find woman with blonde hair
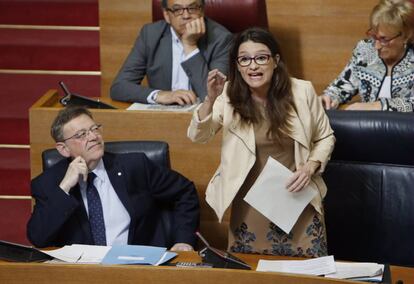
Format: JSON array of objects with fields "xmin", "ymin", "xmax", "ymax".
[{"xmin": 322, "ymin": 0, "xmax": 414, "ymax": 112}]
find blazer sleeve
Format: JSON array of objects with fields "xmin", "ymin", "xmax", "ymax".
[
  {"xmin": 27, "ymin": 174, "xmax": 81, "ymax": 248},
  {"xmin": 110, "ymin": 24, "xmax": 156, "ymax": 103},
  {"xmin": 322, "ymin": 40, "xmax": 364, "ymax": 104},
  {"xmin": 306, "ymin": 82, "xmax": 336, "ymax": 173},
  {"xmin": 187, "ymin": 88, "xmax": 226, "ymax": 143},
  {"xmin": 142, "ymin": 155, "xmax": 200, "ymax": 246}
]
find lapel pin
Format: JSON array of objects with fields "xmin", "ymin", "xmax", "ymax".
[{"xmin": 117, "ymin": 172, "xmax": 122, "ymax": 176}]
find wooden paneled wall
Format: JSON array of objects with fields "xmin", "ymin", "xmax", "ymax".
[
  {"xmin": 98, "ymin": 0, "xmax": 378, "ymax": 247},
  {"xmin": 99, "ymin": 0, "xmax": 378, "ymax": 97},
  {"xmin": 99, "ymin": 0, "xmax": 152, "ymax": 98}
]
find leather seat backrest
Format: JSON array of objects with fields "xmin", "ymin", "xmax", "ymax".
[
  {"xmin": 323, "ymin": 111, "xmax": 414, "ymax": 266},
  {"xmin": 41, "ymin": 140, "xmax": 175, "ymax": 248}
]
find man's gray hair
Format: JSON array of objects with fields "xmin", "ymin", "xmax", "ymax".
[
  {"xmin": 51, "ymin": 106, "xmax": 93, "ymax": 142},
  {"xmin": 161, "ymin": 0, "xmax": 205, "ymax": 8}
]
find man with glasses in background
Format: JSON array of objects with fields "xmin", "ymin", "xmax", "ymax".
[
  {"xmin": 110, "ymin": 0, "xmax": 232, "ymax": 105},
  {"xmin": 27, "ymin": 106, "xmax": 199, "ymax": 251}
]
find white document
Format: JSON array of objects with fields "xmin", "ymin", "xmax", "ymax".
[
  {"xmin": 41, "ymin": 246, "xmax": 83, "ymax": 263},
  {"xmin": 257, "ymin": 255, "xmax": 336, "ymax": 276},
  {"xmin": 325, "ymin": 262, "xmax": 384, "ymax": 280},
  {"xmin": 41, "ymin": 244, "xmax": 111, "ymax": 264},
  {"xmin": 71, "ymin": 244, "xmax": 112, "ymax": 263},
  {"xmin": 127, "ymin": 101, "xmax": 200, "ymax": 112},
  {"xmin": 243, "ymin": 157, "xmax": 317, "ymax": 234}
]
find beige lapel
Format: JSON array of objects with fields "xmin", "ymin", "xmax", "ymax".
[
  {"xmin": 286, "ymin": 109, "xmax": 309, "ymax": 149},
  {"xmin": 226, "ymin": 108, "xmax": 309, "ymax": 153}
]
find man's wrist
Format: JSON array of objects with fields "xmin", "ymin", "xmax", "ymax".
[
  {"xmin": 147, "ymin": 90, "xmax": 160, "ymax": 104},
  {"xmin": 59, "ymin": 183, "xmax": 71, "ymax": 195},
  {"xmin": 183, "ymin": 46, "xmax": 200, "ymax": 57}
]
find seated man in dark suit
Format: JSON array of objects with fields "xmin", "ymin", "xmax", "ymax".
[
  {"xmin": 27, "ymin": 106, "xmax": 199, "ymax": 250},
  {"xmin": 110, "ymin": 0, "xmax": 232, "ymax": 105}
]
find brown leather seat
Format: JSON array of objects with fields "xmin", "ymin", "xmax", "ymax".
[{"xmin": 152, "ymin": 0, "xmax": 269, "ymax": 33}]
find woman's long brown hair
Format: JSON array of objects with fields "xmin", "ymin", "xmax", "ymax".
[{"xmin": 227, "ymin": 27, "xmax": 295, "ymax": 144}]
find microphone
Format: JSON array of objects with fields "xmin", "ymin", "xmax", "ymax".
[{"xmin": 59, "ymin": 81, "xmax": 71, "ymax": 96}]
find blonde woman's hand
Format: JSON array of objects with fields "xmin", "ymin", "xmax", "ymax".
[{"xmin": 320, "ymin": 95, "xmax": 339, "ymax": 110}]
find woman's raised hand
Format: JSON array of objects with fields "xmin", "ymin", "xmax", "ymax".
[
  {"xmin": 206, "ymin": 69, "xmax": 226, "ymax": 103},
  {"xmin": 197, "ymin": 69, "xmax": 227, "ymax": 120}
]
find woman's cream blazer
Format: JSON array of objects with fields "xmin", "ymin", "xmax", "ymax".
[{"xmin": 188, "ymin": 78, "xmax": 335, "ymax": 222}]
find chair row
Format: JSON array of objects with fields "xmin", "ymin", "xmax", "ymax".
[{"xmin": 41, "ymin": 110, "xmax": 414, "ymax": 266}]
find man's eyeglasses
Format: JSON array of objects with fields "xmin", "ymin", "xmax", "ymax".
[
  {"xmin": 237, "ymin": 54, "xmax": 272, "ymax": 67},
  {"xmin": 166, "ymin": 5, "xmax": 202, "ymax": 16},
  {"xmin": 367, "ymin": 29, "xmax": 402, "ymax": 46},
  {"xmin": 62, "ymin": 124, "xmax": 103, "ymax": 142}
]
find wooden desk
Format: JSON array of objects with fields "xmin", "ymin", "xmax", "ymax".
[
  {"xmin": 1, "ymin": 252, "xmax": 413, "ymax": 284},
  {"xmin": 29, "ymin": 90, "xmax": 229, "ymax": 249}
]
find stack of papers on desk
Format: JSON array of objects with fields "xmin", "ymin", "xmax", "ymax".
[
  {"xmin": 325, "ymin": 262, "xmax": 384, "ymax": 282},
  {"xmin": 127, "ymin": 102, "xmax": 199, "ymax": 112},
  {"xmin": 257, "ymin": 255, "xmax": 336, "ymax": 275},
  {"xmin": 41, "ymin": 244, "xmax": 176, "ymax": 266},
  {"xmin": 257, "ymin": 256, "xmax": 384, "ymax": 282}
]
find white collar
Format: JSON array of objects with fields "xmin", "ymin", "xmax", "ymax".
[
  {"xmin": 91, "ymin": 158, "xmax": 106, "ymax": 181},
  {"xmin": 170, "ymin": 27, "xmax": 181, "ymax": 44}
]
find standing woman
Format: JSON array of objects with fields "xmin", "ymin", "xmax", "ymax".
[
  {"xmin": 322, "ymin": 0, "xmax": 414, "ymax": 112},
  {"xmin": 188, "ymin": 28, "xmax": 335, "ymax": 257}
]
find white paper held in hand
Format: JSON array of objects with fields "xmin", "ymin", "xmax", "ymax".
[{"xmin": 243, "ymin": 156, "xmax": 317, "ymax": 234}]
